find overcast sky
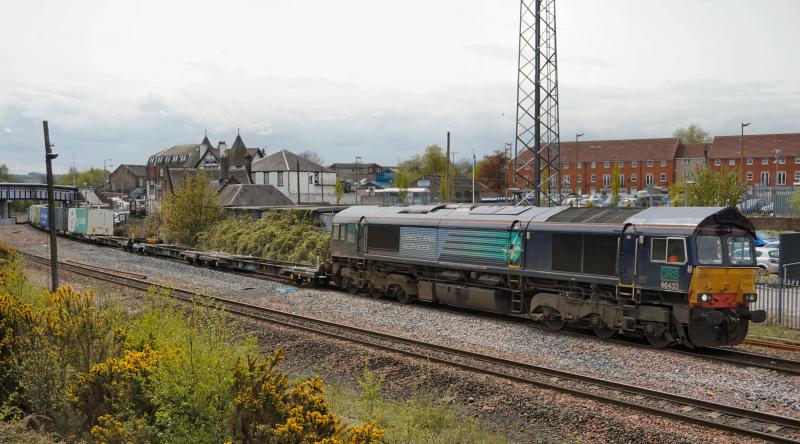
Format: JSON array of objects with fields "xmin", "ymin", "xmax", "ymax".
[{"xmin": 1, "ymin": 0, "xmax": 799, "ymax": 174}]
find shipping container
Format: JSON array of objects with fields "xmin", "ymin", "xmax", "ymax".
[
  {"xmin": 39, "ymin": 207, "xmax": 49, "ymax": 229},
  {"xmin": 68, "ymin": 208, "xmax": 89, "ymax": 235},
  {"xmin": 87, "ymin": 209, "xmax": 114, "ymax": 236}
]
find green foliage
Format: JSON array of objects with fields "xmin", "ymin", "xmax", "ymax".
[
  {"xmin": 673, "ymin": 124, "xmax": 711, "ymax": 144},
  {"xmin": 688, "ymin": 166, "xmax": 747, "ymax": 207},
  {"xmin": 0, "ymin": 165, "xmax": 13, "ymax": 182},
  {"xmin": 335, "ymin": 179, "xmax": 345, "ymax": 204},
  {"xmin": 610, "ymin": 161, "xmax": 621, "ymax": 206},
  {"xmin": 198, "ymin": 210, "xmax": 330, "ymax": 265},
  {"xmin": 55, "ymin": 167, "xmax": 107, "ymax": 188},
  {"xmin": 790, "ymin": 188, "xmax": 800, "ymax": 215},
  {"xmin": 161, "ymin": 171, "xmax": 224, "ymax": 246},
  {"xmin": 327, "ymin": 364, "xmax": 506, "ymax": 444},
  {"xmin": 395, "ymin": 144, "xmax": 467, "ymax": 202}
]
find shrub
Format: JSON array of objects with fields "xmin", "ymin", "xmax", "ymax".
[{"xmin": 199, "ymin": 210, "xmax": 330, "ymax": 265}]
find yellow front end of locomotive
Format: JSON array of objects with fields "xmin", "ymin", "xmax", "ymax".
[{"xmin": 688, "ymin": 266, "xmax": 758, "ymax": 307}]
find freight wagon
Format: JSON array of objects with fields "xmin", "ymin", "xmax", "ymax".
[{"xmin": 29, "ymin": 205, "xmax": 114, "ymax": 237}]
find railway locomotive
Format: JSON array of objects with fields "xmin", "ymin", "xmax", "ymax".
[{"xmin": 327, "ymin": 205, "xmax": 767, "ymax": 348}]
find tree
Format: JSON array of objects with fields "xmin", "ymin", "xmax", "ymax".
[
  {"xmin": 673, "ymin": 124, "xmax": 711, "ymax": 144},
  {"xmin": 299, "ymin": 150, "xmax": 324, "ymax": 166},
  {"xmin": 790, "ymin": 188, "xmax": 800, "ymax": 215},
  {"xmin": 0, "ymin": 164, "xmax": 12, "ymax": 182},
  {"xmin": 687, "ymin": 166, "xmax": 747, "ymax": 207},
  {"xmin": 668, "ymin": 179, "xmax": 687, "ymax": 207},
  {"xmin": 56, "ymin": 167, "xmax": 106, "ymax": 188},
  {"xmin": 610, "ymin": 161, "xmax": 621, "ymax": 206},
  {"xmin": 334, "ymin": 178, "xmax": 344, "ymax": 204},
  {"xmin": 161, "ymin": 171, "xmax": 224, "ymax": 246},
  {"xmin": 475, "ymin": 150, "xmax": 509, "ymax": 192}
]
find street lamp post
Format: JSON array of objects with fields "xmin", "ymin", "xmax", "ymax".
[
  {"xmin": 575, "ymin": 133, "xmax": 584, "ymax": 194},
  {"xmin": 684, "ymin": 180, "xmax": 695, "ymax": 207},
  {"xmin": 740, "ymin": 122, "xmax": 751, "ymax": 167},
  {"xmin": 103, "ymin": 158, "xmax": 113, "ymax": 191},
  {"xmin": 773, "ymin": 149, "xmax": 782, "ymax": 188},
  {"xmin": 354, "ymin": 156, "xmax": 361, "ymax": 205}
]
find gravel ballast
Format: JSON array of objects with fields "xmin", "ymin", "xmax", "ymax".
[{"xmin": 5, "ymin": 224, "xmax": 799, "ymax": 431}]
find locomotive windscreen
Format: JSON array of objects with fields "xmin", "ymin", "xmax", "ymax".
[
  {"xmin": 552, "ymin": 233, "xmax": 617, "ymax": 276},
  {"xmin": 367, "ymin": 225, "xmax": 400, "ymax": 251}
]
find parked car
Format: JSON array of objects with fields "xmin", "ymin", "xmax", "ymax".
[
  {"xmin": 755, "ymin": 231, "xmax": 777, "ymax": 247},
  {"xmin": 754, "ymin": 247, "xmax": 780, "ymax": 275},
  {"xmin": 763, "ymin": 240, "xmax": 780, "ymax": 249}
]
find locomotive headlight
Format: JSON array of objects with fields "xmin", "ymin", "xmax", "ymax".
[
  {"xmin": 743, "ymin": 293, "xmax": 758, "ymax": 303},
  {"xmin": 698, "ymin": 293, "xmax": 713, "ymax": 303}
]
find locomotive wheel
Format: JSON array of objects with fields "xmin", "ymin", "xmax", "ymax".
[
  {"xmin": 592, "ymin": 324, "xmax": 616, "ymax": 340},
  {"xmin": 645, "ymin": 334, "xmax": 671, "ymax": 348},
  {"xmin": 395, "ymin": 287, "xmax": 411, "ymax": 304},
  {"xmin": 544, "ymin": 319, "xmax": 566, "ymax": 331},
  {"xmin": 369, "ymin": 285, "xmax": 383, "ymax": 299},
  {"xmin": 343, "ymin": 278, "xmax": 360, "ymax": 295}
]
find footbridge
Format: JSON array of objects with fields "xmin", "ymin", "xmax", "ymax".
[{"xmin": 0, "ymin": 183, "xmax": 79, "ymax": 223}]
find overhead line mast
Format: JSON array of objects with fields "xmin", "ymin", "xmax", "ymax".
[{"xmin": 514, "ymin": 0, "xmax": 561, "ymax": 206}]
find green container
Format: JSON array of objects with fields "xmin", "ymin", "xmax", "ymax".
[{"xmin": 68, "ymin": 208, "xmax": 89, "ymax": 235}]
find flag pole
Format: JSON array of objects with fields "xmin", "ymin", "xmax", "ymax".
[{"xmin": 472, "ymin": 148, "xmax": 476, "ymax": 204}]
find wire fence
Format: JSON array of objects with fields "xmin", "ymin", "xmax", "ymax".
[
  {"xmin": 753, "ymin": 277, "xmax": 800, "ymax": 329},
  {"xmin": 737, "ymin": 185, "xmax": 800, "ymax": 217}
]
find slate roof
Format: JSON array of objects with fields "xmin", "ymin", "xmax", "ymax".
[
  {"xmin": 115, "ymin": 164, "xmax": 147, "ymax": 177},
  {"xmin": 217, "ymin": 184, "xmax": 294, "ymax": 207},
  {"xmin": 675, "ymin": 143, "xmax": 707, "ymax": 159},
  {"xmin": 251, "ymin": 149, "xmax": 333, "ymax": 173},
  {"xmin": 518, "ymin": 138, "xmax": 680, "ymax": 164},
  {"xmin": 709, "ymin": 133, "xmax": 800, "ymax": 159}
]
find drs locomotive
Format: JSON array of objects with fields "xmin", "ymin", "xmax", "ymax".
[{"xmin": 327, "ymin": 205, "xmax": 767, "ymax": 348}]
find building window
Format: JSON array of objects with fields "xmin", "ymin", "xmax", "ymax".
[
  {"xmin": 684, "ymin": 172, "xmax": 690, "ymax": 180},
  {"xmin": 603, "ymin": 161, "xmax": 610, "ymax": 168},
  {"xmin": 660, "ymin": 173, "xmax": 667, "ymax": 182},
  {"xmin": 760, "ymin": 172, "xmax": 770, "ymax": 186},
  {"xmin": 796, "ymin": 156, "xmax": 800, "ymax": 165},
  {"xmin": 308, "ymin": 174, "xmax": 314, "ymax": 184},
  {"xmin": 778, "ymin": 172, "xmax": 787, "ymax": 185},
  {"xmin": 645, "ymin": 174, "xmax": 654, "ymax": 186},
  {"xmin": 631, "ymin": 160, "xmax": 638, "ymax": 167},
  {"xmin": 590, "ymin": 174, "xmax": 596, "ymax": 183},
  {"xmin": 563, "ymin": 175, "xmax": 570, "ymax": 185},
  {"xmin": 619, "ymin": 175, "xmax": 625, "ymax": 186},
  {"xmin": 683, "ymin": 159, "xmax": 691, "ymax": 165},
  {"xmin": 631, "ymin": 174, "xmax": 637, "ymax": 183},
  {"xmin": 591, "ymin": 162, "xmax": 596, "ymax": 169},
  {"xmin": 762, "ymin": 158, "xmax": 769, "ymax": 165},
  {"xmin": 795, "ymin": 171, "xmax": 800, "ymax": 184},
  {"xmin": 747, "ymin": 172, "xmax": 753, "ymax": 181},
  {"xmin": 701, "ymin": 159, "xmax": 707, "ymax": 165},
  {"xmin": 728, "ymin": 159, "xmax": 736, "ymax": 166},
  {"xmin": 647, "ymin": 160, "xmax": 654, "ymax": 167},
  {"xmin": 277, "ymin": 172, "xmax": 284, "ymax": 186},
  {"xmin": 779, "ymin": 157, "xmax": 786, "ymax": 165},
  {"xmin": 264, "ymin": 172, "xmax": 269, "ymax": 185},
  {"xmin": 747, "ymin": 158, "xmax": 753, "ymax": 165},
  {"xmin": 714, "ymin": 159, "xmax": 721, "ymax": 166},
  {"xmin": 618, "ymin": 160, "xmax": 624, "ymax": 167},
  {"xmin": 602, "ymin": 174, "xmax": 611, "ymax": 188},
  {"xmin": 576, "ymin": 161, "xmax": 582, "ymax": 168},
  {"xmin": 577, "ymin": 175, "xmax": 582, "ymax": 183},
  {"xmin": 314, "ymin": 172, "xmax": 320, "ymax": 184},
  {"xmin": 660, "ymin": 160, "xmax": 667, "ymax": 167}
]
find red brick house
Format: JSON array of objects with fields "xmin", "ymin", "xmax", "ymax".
[
  {"xmin": 514, "ymin": 138, "xmax": 680, "ymax": 194},
  {"xmin": 708, "ymin": 133, "xmax": 800, "ymax": 186}
]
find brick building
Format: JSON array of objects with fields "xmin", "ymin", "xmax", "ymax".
[
  {"xmin": 674, "ymin": 143, "xmax": 708, "ymax": 182},
  {"xmin": 516, "ymin": 138, "xmax": 680, "ymax": 194},
  {"xmin": 708, "ymin": 133, "xmax": 800, "ymax": 186}
]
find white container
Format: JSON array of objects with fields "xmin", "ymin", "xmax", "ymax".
[{"xmin": 87, "ymin": 209, "xmax": 114, "ymax": 236}]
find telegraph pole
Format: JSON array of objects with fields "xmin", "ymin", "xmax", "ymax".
[
  {"xmin": 43, "ymin": 121, "xmax": 59, "ymax": 290},
  {"xmin": 445, "ymin": 132, "xmax": 451, "ymax": 203}
]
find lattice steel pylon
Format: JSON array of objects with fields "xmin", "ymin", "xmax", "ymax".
[{"xmin": 513, "ymin": 0, "xmax": 561, "ymax": 207}]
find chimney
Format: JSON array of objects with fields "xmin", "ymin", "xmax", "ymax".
[
  {"xmin": 244, "ymin": 154, "xmax": 253, "ymax": 184},
  {"xmin": 218, "ymin": 141, "xmax": 227, "ymax": 151},
  {"xmin": 221, "ymin": 156, "xmax": 230, "ymax": 182}
]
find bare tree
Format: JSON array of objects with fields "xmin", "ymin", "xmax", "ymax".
[{"xmin": 300, "ymin": 150, "xmax": 325, "ymax": 165}]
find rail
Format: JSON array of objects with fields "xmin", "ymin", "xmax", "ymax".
[{"xmin": 19, "ymin": 251, "xmax": 800, "ymax": 443}]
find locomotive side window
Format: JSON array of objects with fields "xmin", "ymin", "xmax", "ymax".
[
  {"xmin": 650, "ymin": 237, "xmax": 686, "ymax": 264},
  {"xmin": 332, "ymin": 224, "xmax": 341, "ymax": 240},
  {"xmin": 346, "ymin": 224, "xmax": 356, "ymax": 243},
  {"xmin": 697, "ymin": 235, "xmax": 723, "ymax": 265},
  {"xmin": 727, "ymin": 236, "xmax": 755, "ymax": 265}
]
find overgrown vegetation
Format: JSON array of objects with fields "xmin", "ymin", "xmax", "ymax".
[
  {"xmin": 687, "ymin": 165, "xmax": 748, "ymax": 207},
  {"xmin": 0, "ymin": 242, "xmax": 382, "ymax": 443},
  {"xmin": 198, "ymin": 210, "xmax": 330, "ymax": 265},
  {"xmin": 161, "ymin": 171, "xmax": 224, "ymax": 245}
]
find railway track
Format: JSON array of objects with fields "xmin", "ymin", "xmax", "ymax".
[
  {"xmin": 745, "ymin": 337, "xmax": 800, "ymax": 353},
  {"xmin": 20, "ymin": 250, "xmax": 800, "ymax": 443}
]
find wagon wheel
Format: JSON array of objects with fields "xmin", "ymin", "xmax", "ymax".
[
  {"xmin": 343, "ymin": 278, "xmax": 360, "ymax": 295},
  {"xmin": 395, "ymin": 287, "xmax": 411, "ymax": 304},
  {"xmin": 368, "ymin": 284, "xmax": 383, "ymax": 299},
  {"xmin": 645, "ymin": 334, "xmax": 672, "ymax": 348},
  {"xmin": 592, "ymin": 319, "xmax": 616, "ymax": 340}
]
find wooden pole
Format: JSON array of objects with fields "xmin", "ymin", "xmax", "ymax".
[
  {"xmin": 43, "ymin": 121, "xmax": 59, "ymax": 290},
  {"xmin": 445, "ymin": 132, "xmax": 451, "ymax": 203}
]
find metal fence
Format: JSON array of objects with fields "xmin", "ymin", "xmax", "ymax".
[
  {"xmin": 753, "ymin": 278, "xmax": 800, "ymax": 329},
  {"xmin": 738, "ymin": 185, "xmax": 800, "ymax": 217}
]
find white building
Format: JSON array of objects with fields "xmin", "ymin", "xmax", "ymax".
[{"xmin": 250, "ymin": 149, "xmax": 337, "ymax": 204}]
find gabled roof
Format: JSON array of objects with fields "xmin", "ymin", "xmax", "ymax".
[
  {"xmin": 675, "ymin": 143, "xmax": 707, "ymax": 159},
  {"xmin": 330, "ymin": 162, "xmax": 383, "ymax": 169},
  {"xmin": 709, "ymin": 133, "xmax": 800, "ymax": 159},
  {"xmin": 251, "ymin": 149, "xmax": 333, "ymax": 173},
  {"xmin": 518, "ymin": 138, "xmax": 680, "ymax": 163},
  {"xmin": 165, "ymin": 168, "xmax": 221, "ymax": 194},
  {"xmin": 217, "ymin": 184, "xmax": 294, "ymax": 207},
  {"xmin": 113, "ymin": 164, "xmax": 147, "ymax": 177}
]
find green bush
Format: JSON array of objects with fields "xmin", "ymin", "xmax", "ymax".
[{"xmin": 198, "ymin": 210, "xmax": 330, "ymax": 265}]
